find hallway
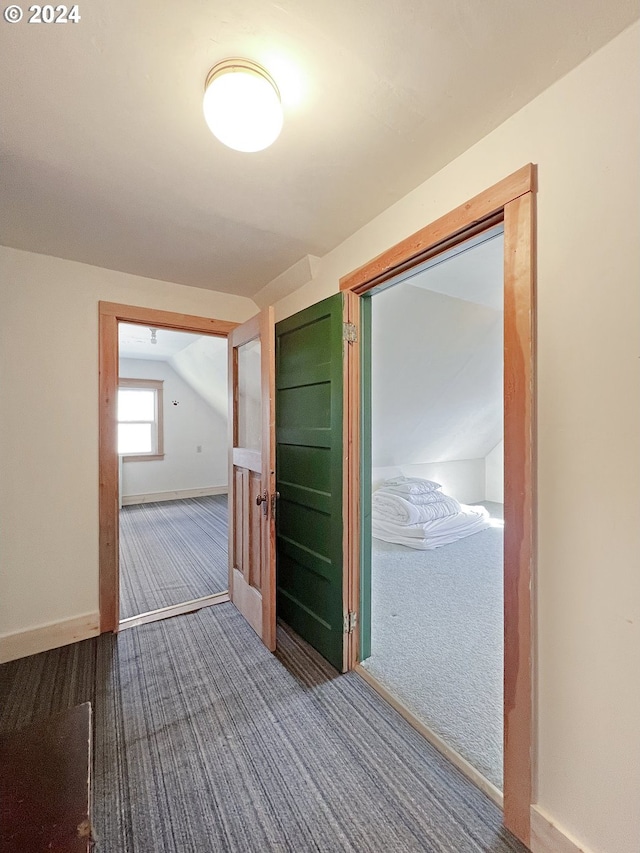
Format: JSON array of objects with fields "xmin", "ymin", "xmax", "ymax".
[{"xmin": 0, "ymin": 604, "xmax": 525, "ymax": 852}]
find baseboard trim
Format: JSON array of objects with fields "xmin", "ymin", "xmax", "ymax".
[
  {"xmin": 122, "ymin": 486, "xmax": 228, "ymax": 505},
  {"xmin": 355, "ymin": 663, "xmax": 503, "ymax": 808},
  {"xmin": 530, "ymin": 806, "xmax": 595, "ymax": 853},
  {"xmin": 0, "ymin": 612, "xmax": 100, "ymax": 663}
]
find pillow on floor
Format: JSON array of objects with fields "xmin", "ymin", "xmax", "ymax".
[{"xmin": 381, "ymin": 476, "xmax": 442, "ymax": 494}]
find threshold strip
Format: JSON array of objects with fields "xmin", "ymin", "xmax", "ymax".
[
  {"xmin": 355, "ymin": 664, "xmax": 503, "ymax": 809},
  {"xmin": 119, "ymin": 591, "xmax": 230, "ymax": 631}
]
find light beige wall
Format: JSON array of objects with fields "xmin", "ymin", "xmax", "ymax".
[
  {"xmin": 0, "ymin": 247, "xmax": 257, "ymax": 638},
  {"xmin": 274, "ymin": 23, "xmax": 640, "ymax": 853}
]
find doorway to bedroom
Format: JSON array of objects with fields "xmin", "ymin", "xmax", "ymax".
[
  {"xmin": 98, "ymin": 302, "xmax": 238, "ymax": 633},
  {"xmin": 116, "ymin": 323, "xmax": 231, "ymax": 629},
  {"xmin": 359, "ymin": 227, "xmax": 505, "ymax": 798}
]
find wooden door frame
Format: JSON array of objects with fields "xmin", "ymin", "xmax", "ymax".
[
  {"xmin": 340, "ymin": 164, "xmax": 536, "ymax": 846},
  {"xmin": 98, "ymin": 301, "xmax": 238, "ymax": 633}
]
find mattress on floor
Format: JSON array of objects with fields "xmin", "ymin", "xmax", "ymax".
[{"xmin": 372, "ymin": 504, "xmax": 491, "ymax": 550}]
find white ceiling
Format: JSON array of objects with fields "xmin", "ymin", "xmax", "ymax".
[
  {"xmin": 1, "ymin": 1, "xmax": 637, "ymax": 297},
  {"xmin": 119, "ymin": 325, "xmax": 228, "ymax": 414},
  {"xmin": 407, "ymin": 233, "xmax": 504, "ymax": 310},
  {"xmin": 118, "ymin": 323, "xmax": 204, "ymax": 360}
]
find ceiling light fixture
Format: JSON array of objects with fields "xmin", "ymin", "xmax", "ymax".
[{"xmin": 203, "ymin": 58, "xmax": 283, "ymax": 153}]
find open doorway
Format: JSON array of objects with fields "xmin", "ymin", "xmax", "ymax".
[
  {"xmin": 360, "ymin": 229, "xmax": 505, "ymax": 796},
  {"xmin": 98, "ymin": 303, "xmax": 238, "ymax": 633},
  {"xmin": 340, "ymin": 164, "xmax": 536, "ymax": 844},
  {"xmin": 117, "ymin": 323, "xmax": 230, "ymax": 627}
]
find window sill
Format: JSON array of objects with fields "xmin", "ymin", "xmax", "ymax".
[{"xmin": 121, "ymin": 453, "xmax": 165, "ymax": 463}]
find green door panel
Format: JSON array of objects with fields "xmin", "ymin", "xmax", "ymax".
[
  {"xmin": 278, "ymin": 383, "xmax": 332, "ymax": 428},
  {"xmin": 275, "ymin": 293, "xmax": 344, "ymax": 670}
]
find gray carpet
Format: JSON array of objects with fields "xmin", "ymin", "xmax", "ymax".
[
  {"xmin": 362, "ymin": 502, "xmax": 504, "ymax": 789},
  {"xmin": 0, "ymin": 604, "xmax": 525, "ymax": 852},
  {"xmin": 119, "ymin": 495, "xmax": 229, "ymax": 619}
]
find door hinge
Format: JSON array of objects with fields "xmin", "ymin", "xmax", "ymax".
[
  {"xmin": 343, "ymin": 322, "xmax": 358, "ymax": 343},
  {"xmin": 343, "ymin": 611, "xmax": 357, "ymax": 634}
]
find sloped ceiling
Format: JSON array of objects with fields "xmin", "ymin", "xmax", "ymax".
[
  {"xmin": 170, "ymin": 337, "xmax": 228, "ymax": 418},
  {"xmin": 118, "ymin": 323, "xmax": 202, "ymax": 360},
  {"xmin": 372, "ymin": 239, "xmax": 503, "ymax": 467},
  {"xmin": 1, "ymin": 1, "xmax": 638, "ymax": 295},
  {"xmin": 408, "ymin": 233, "xmax": 504, "ymax": 310},
  {"xmin": 118, "ymin": 325, "xmax": 228, "ymax": 416}
]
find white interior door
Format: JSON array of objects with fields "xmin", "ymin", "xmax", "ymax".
[{"xmin": 228, "ymin": 308, "xmax": 276, "ymax": 650}]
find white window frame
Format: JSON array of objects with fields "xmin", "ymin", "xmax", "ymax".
[{"xmin": 117, "ymin": 378, "xmax": 164, "ymax": 462}]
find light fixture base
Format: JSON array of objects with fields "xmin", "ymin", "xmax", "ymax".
[{"xmin": 204, "ymin": 58, "xmax": 280, "ymax": 100}]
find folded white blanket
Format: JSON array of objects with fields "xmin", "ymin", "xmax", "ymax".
[
  {"xmin": 383, "ymin": 490, "xmax": 448, "ymax": 507},
  {"xmin": 372, "ymin": 491, "xmax": 461, "ymax": 525},
  {"xmin": 372, "ymin": 505, "xmax": 491, "ymax": 550},
  {"xmin": 380, "ymin": 476, "xmax": 442, "ymax": 495}
]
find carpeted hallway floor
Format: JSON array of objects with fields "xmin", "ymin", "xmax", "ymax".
[
  {"xmin": 0, "ymin": 604, "xmax": 525, "ymax": 853},
  {"xmin": 362, "ymin": 502, "xmax": 504, "ymax": 790},
  {"xmin": 119, "ymin": 495, "xmax": 229, "ymax": 619}
]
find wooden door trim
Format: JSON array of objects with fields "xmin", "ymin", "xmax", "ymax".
[
  {"xmin": 341, "ymin": 166, "xmax": 536, "ymax": 846},
  {"xmin": 502, "ymin": 190, "xmax": 535, "ymax": 841},
  {"xmin": 99, "ymin": 302, "xmax": 239, "ymax": 336},
  {"xmin": 99, "ymin": 309, "xmax": 119, "ymax": 633},
  {"xmin": 98, "ymin": 301, "xmax": 237, "ymax": 633},
  {"xmin": 339, "ymin": 163, "xmax": 534, "ymax": 294}
]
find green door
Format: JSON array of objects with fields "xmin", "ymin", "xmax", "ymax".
[{"xmin": 275, "ymin": 293, "xmax": 344, "ymax": 671}]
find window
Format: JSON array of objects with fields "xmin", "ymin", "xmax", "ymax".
[{"xmin": 117, "ymin": 378, "xmax": 164, "ymax": 461}]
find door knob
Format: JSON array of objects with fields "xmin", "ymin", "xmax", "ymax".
[{"xmin": 256, "ymin": 491, "xmax": 267, "ymax": 506}]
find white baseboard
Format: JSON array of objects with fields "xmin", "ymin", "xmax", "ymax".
[
  {"xmin": 531, "ymin": 806, "xmax": 595, "ymax": 853},
  {"xmin": 122, "ymin": 486, "xmax": 228, "ymax": 505},
  {"xmin": 0, "ymin": 612, "xmax": 100, "ymax": 663}
]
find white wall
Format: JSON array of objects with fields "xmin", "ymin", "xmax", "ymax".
[
  {"xmin": 485, "ymin": 441, "xmax": 504, "ymax": 504},
  {"xmin": 0, "ymin": 247, "xmax": 257, "ymax": 639},
  {"xmin": 272, "ymin": 24, "xmax": 640, "ymax": 853},
  {"xmin": 373, "ymin": 460, "xmax": 486, "ymax": 505},
  {"xmin": 371, "ymin": 282, "xmax": 502, "ymax": 467},
  {"xmin": 119, "ymin": 358, "xmax": 227, "ymax": 498}
]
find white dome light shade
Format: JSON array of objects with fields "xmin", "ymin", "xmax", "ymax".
[{"xmin": 203, "ymin": 60, "xmax": 283, "ymax": 153}]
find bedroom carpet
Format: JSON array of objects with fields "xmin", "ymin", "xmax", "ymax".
[
  {"xmin": 119, "ymin": 495, "xmax": 228, "ymax": 620},
  {"xmin": 0, "ymin": 604, "xmax": 526, "ymax": 853},
  {"xmin": 362, "ymin": 502, "xmax": 504, "ymax": 790}
]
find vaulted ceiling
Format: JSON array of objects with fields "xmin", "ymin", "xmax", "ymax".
[
  {"xmin": 118, "ymin": 324, "xmax": 228, "ymax": 415},
  {"xmin": 1, "ymin": 1, "xmax": 637, "ymax": 297},
  {"xmin": 372, "ymin": 239, "xmax": 503, "ymax": 467}
]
